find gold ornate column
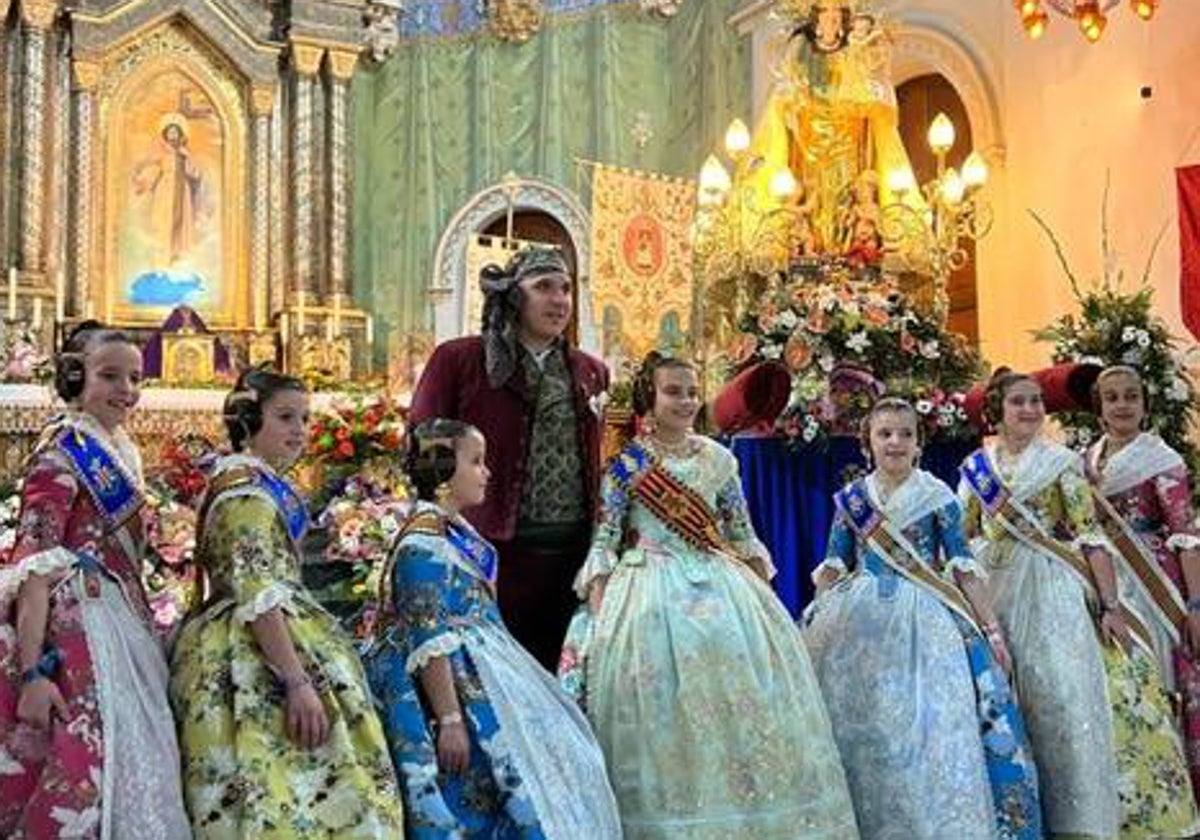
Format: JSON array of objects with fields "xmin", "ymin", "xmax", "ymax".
[
  {"xmin": 327, "ymin": 49, "xmax": 358, "ymax": 303},
  {"xmin": 290, "ymin": 41, "xmax": 323, "ymax": 303},
  {"xmin": 18, "ymin": 0, "xmax": 58, "ymax": 277},
  {"xmin": 69, "ymin": 58, "xmax": 101, "ymax": 316}
]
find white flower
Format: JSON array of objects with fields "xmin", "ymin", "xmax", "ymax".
[
  {"xmin": 818, "ymin": 354, "xmax": 836, "ymax": 372},
  {"xmin": 937, "ymin": 412, "xmax": 954, "ymax": 427},
  {"xmin": 1167, "ymin": 378, "xmax": 1190, "ymax": 402},
  {"xmin": 1122, "ymin": 325, "xmax": 1137, "ymax": 342},
  {"xmin": 762, "ymin": 344, "xmax": 783, "ymax": 360},
  {"xmin": 1076, "ymin": 427, "xmax": 1094, "ymax": 445},
  {"xmin": 802, "ymin": 425, "xmax": 818, "ymax": 442},
  {"xmin": 915, "ymin": 400, "xmax": 934, "ymax": 415},
  {"xmin": 846, "ymin": 332, "xmax": 871, "ymax": 353},
  {"xmin": 777, "ymin": 310, "xmax": 799, "ymax": 330},
  {"xmin": 1122, "ymin": 348, "xmax": 1143, "ymax": 365},
  {"xmin": 919, "ymin": 340, "xmax": 941, "ymax": 359}
]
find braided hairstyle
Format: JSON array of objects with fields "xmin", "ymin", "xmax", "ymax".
[
  {"xmin": 54, "ymin": 320, "xmax": 137, "ymax": 402},
  {"xmin": 223, "ymin": 365, "xmax": 307, "ymax": 452},
  {"xmin": 982, "ymin": 368, "xmax": 1037, "ymax": 431},
  {"xmin": 405, "ymin": 418, "xmax": 478, "ymax": 501},
  {"xmin": 631, "ymin": 351, "xmax": 698, "ymax": 417}
]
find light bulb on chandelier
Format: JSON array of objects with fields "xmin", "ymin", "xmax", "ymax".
[{"xmin": 1013, "ymin": 0, "xmax": 1159, "ymax": 41}]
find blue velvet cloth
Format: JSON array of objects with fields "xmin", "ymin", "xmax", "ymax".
[{"xmin": 728, "ymin": 434, "xmax": 978, "ymax": 617}]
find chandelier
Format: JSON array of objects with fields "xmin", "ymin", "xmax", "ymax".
[{"xmin": 1014, "ymin": 0, "xmax": 1160, "ymax": 42}]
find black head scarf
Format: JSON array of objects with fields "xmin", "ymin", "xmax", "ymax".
[{"xmin": 479, "ymin": 246, "xmax": 570, "ymax": 388}]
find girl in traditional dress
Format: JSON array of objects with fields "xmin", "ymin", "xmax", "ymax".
[
  {"xmin": 1084, "ymin": 365, "xmax": 1200, "ymax": 838},
  {"xmin": 0, "ymin": 322, "xmax": 191, "ymax": 838},
  {"xmin": 805, "ymin": 398, "xmax": 1042, "ymax": 840},
  {"xmin": 169, "ymin": 368, "xmax": 403, "ymax": 838},
  {"xmin": 569, "ymin": 352, "xmax": 859, "ymax": 840},
  {"xmin": 364, "ymin": 418, "xmax": 621, "ymax": 838},
  {"xmin": 958, "ymin": 370, "xmax": 1126, "ymax": 840}
]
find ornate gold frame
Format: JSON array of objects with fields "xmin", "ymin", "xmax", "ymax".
[{"xmin": 92, "ymin": 21, "xmax": 249, "ymax": 330}]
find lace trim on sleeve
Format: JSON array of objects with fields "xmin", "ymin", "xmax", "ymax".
[
  {"xmin": 810, "ymin": 556, "xmax": 848, "ymax": 586},
  {"xmin": 406, "ymin": 632, "xmax": 465, "ymax": 674},
  {"xmin": 1167, "ymin": 533, "xmax": 1200, "ymax": 553},
  {"xmin": 573, "ymin": 547, "xmax": 618, "ymax": 599},
  {"xmin": 1071, "ymin": 531, "xmax": 1115, "ymax": 555},
  {"xmin": 0, "ymin": 547, "xmax": 77, "ymax": 601},
  {"xmin": 944, "ymin": 554, "xmax": 985, "ymax": 579},
  {"xmin": 231, "ymin": 581, "xmax": 296, "ymax": 624}
]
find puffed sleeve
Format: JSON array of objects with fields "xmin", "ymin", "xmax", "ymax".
[
  {"xmin": 715, "ymin": 458, "xmax": 776, "ymax": 579},
  {"xmin": 388, "ymin": 538, "xmax": 463, "ymax": 674},
  {"xmin": 1153, "ymin": 466, "xmax": 1200, "ymax": 553},
  {"xmin": 934, "ymin": 499, "xmax": 984, "ymax": 578},
  {"xmin": 202, "ymin": 494, "xmax": 298, "ymax": 624},
  {"xmin": 813, "ymin": 509, "xmax": 854, "ymax": 584},
  {"xmin": 573, "ymin": 464, "xmax": 630, "ymax": 597},
  {"xmin": 0, "ymin": 450, "xmax": 80, "ymax": 601},
  {"xmin": 1057, "ymin": 465, "xmax": 1113, "ymax": 553}
]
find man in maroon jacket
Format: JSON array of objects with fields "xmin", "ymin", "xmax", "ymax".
[{"xmin": 410, "ymin": 247, "xmax": 609, "ymax": 669}]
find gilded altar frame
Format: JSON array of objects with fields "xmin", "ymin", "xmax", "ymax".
[{"xmin": 91, "ymin": 22, "xmax": 249, "ymax": 330}]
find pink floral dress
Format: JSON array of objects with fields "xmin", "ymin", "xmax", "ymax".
[{"xmin": 0, "ymin": 412, "xmax": 189, "ymax": 839}]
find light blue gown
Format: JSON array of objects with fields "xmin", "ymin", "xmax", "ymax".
[
  {"xmin": 573, "ymin": 436, "xmax": 859, "ymax": 840},
  {"xmin": 805, "ymin": 470, "xmax": 1042, "ymax": 840}
]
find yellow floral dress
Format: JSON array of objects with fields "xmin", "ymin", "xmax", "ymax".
[{"xmin": 169, "ymin": 454, "xmax": 403, "ymax": 839}]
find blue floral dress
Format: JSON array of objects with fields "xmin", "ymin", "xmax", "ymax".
[
  {"xmin": 364, "ymin": 501, "xmax": 620, "ymax": 839},
  {"xmin": 805, "ymin": 470, "xmax": 1042, "ymax": 840}
]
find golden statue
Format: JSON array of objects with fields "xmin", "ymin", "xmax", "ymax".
[{"xmin": 750, "ymin": 0, "xmax": 921, "ymax": 254}]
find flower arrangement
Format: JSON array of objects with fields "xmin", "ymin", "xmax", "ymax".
[
  {"xmin": 0, "ymin": 480, "xmax": 20, "ymax": 565},
  {"xmin": 303, "ymin": 392, "xmax": 409, "ymax": 513},
  {"xmin": 1031, "ymin": 199, "xmax": 1198, "ymax": 478},
  {"xmin": 143, "ymin": 492, "xmax": 202, "ymax": 636},
  {"xmin": 736, "ymin": 271, "xmax": 983, "ymax": 444}
]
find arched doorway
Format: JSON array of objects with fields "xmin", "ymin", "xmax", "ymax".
[{"xmin": 896, "ymin": 73, "xmax": 979, "ymax": 344}]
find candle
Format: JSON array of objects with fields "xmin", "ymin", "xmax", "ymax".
[
  {"xmin": 7, "ymin": 267, "xmax": 16, "ymax": 319},
  {"xmin": 55, "ymin": 271, "xmax": 65, "ymax": 323},
  {"xmin": 85, "ymin": 298, "xmax": 95, "ymax": 320},
  {"xmin": 365, "ymin": 314, "xmax": 374, "ymax": 347},
  {"xmin": 32, "ymin": 297, "xmax": 43, "ymax": 330},
  {"xmin": 280, "ymin": 312, "xmax": 289, "ymax": 357},
  {"xmin": 333, "ymin": 293, "xmax": 342, "ymax": 334},
  {"xmin": 325, "ymin": 314, "xmax": 334, "ymax": 342},
  {"xmin": 297, "ymin": 290, "xmax": 306, "ymax": 334}
]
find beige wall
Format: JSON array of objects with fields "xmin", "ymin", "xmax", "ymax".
[{"xmin": 738, "ymin": 0, "xmax": 1200, "ymax": 371}]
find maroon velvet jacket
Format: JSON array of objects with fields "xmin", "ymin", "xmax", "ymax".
[{"xmin": 409, "ymin": 336, "xmax": 609, "ymax": 542}]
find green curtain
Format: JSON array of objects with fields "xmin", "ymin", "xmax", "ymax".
[{"xmin": 352, "ymin": 0, "xmax": 751, "ymax": 351}]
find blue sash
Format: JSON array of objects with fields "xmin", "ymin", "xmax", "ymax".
[
  {"xmin": 254, "ymin": 469, "xmax": 310, "ymax": 543},
  {"xmin": 447, "ymin": 520, "xmax": 498, "ymax": 585},
  {"xmin": 56, "ymin": 427, "xmax": 142, "ymax": 531},
  {"xmin": 834, "ymin": 480, "xmax": 883, "ymax": 535},
  {"xmin": 959, "ymin": 450, "xmax": 1008, "ymax": 514}
]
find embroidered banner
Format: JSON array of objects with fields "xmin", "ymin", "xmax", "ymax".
[{"xmin": 589, "ymin": 164, "xmax": 697, "ymax": 366}]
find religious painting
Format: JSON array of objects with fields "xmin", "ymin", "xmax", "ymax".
[{"xmin": 113, "ymin": 70, "xmax": 225, "ymax": 318}]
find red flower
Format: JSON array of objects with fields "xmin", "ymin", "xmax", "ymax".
[{"xmin": 336, "ymin": 440, "xmax": 356, "ymax": 459}]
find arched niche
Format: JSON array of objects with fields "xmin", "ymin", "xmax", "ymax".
[
  {"xmin": 431, "ymin": 176, "xmax": 599, "ymax": 352},
  {"xmin": 93, "ymin": 20, "xmax": 249, "ymax": 328}
]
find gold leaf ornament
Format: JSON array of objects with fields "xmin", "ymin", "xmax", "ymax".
[{"xmin": 488, "ymin": 0, "xmax": 544, "ymax": 43}]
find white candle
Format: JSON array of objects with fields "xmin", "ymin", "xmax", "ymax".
[
  {"xmin": 325, "ymin": 314, "xmax": 334, "ymax": 342},
  {"xmin": 55, "ymin": 272, "xmax": 65, "ymax": 323},
  {"xmin": 365, "ymin": 314, "xmax": 374, "ymax": 347},
  {"xmin": 280, "ymin": 312, "xmax": 289, "ymax": 357},
  {"xmin": 7, "ymin": 267, "xmax": 16, "ymax": 319},
  {"xmin": 297, "ymin": 290, "xmax": 307, "ymax": 334},
  {"xmin": 32, "ymin": 297, "xmax": 43, "ymax": 329},
  {"xmin": 85, "ymin": 298, "xmax": 95, "ymax": 320}
]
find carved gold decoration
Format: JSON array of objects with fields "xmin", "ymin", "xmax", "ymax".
[
  {"xmin": 73, "ymin": 59, "xmax": 103, "ymax": 91},
  {"xmin": 251, "ymin": 114, "xmax": 271, "ymax": 327},
  {"xmin": 20, "ymin": 27, "xmax": 48, "ymax": 274},
  {"xmin": 291, "ymin": 42, "xmax": 324, "ymax": 77},
  {"xmin": 488, "ymin": 0, "xmax": 543, "ymax": 44},
  {"xmin": 249, "ymin": 84, "xmax": 276, "ymax": 117},
  {"xmin": 162, "ymin": 332, "xmax": 216, "ymax": 385},
  {"xmin": 269, "ymin": 98, "xmax": 286, "ymax": 315},
  {"xmin": 71, "ymin": 88, "xmax": 95, "ymax": 312},
  {"xmin": 94, "ymin": 22, "xmax": 249, "ymax": 329},
  {"xmin": 328, "ymin": 50, "xmax": 359, "ymax": 81},
  {"xmin": 20, "ymin": 0, "xmax": 58, "ymax": 29},
  {"xmin": 248, "ymin": 332, "xmax": 277, "ymax": 367}
]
